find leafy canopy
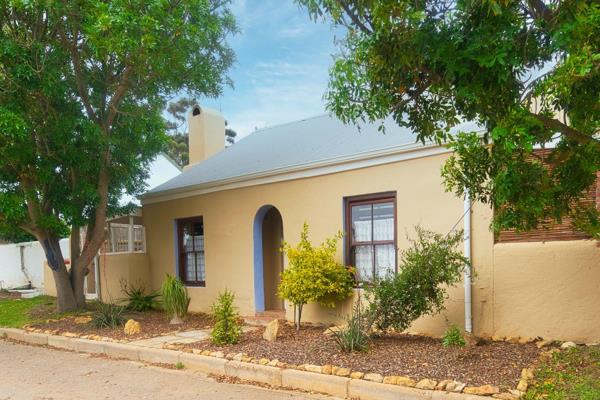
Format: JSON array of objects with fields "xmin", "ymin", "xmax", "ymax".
[
  {"xmin": 299, "ymin": 0, "xmax": 600, "ymax": 237},
  {"xmin": 0, "ymin": 0, "xmax": 236, "ymax": 310}
]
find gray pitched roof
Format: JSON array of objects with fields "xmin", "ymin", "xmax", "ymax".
[{"xmin": 144, "ymin": 114, "xmax": 480, "ymax": 199}]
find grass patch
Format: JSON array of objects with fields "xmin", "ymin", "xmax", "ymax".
[
  {"xmin": 525, "ymin": 346, "xmax": 600, "ymax": 400},
  {"xmin": 0, "ymin": 296, "xmax": 57, "ymax": 328}
]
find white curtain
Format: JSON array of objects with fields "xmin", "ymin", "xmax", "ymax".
[
  {"xmin": 353, "ymin": 220, "xmax": 371, "ymax": 241},
  {"xmin": 184, "ymin": 234, "xmax": 205, "ymax": 281},
  {"xmin": 354, "ymin": 245, "xmax": 373, "ymax": 281},
  {"xmin": 375, "ymin": 244, "xmax": 395, "ymax": 279}
]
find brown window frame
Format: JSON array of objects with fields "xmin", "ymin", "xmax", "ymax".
[
  {"xmin": 344, "ymin": 191, "xmax": 397, "ymax": 282},
  {"xmin": 177, "ymin": 216, "xmax": 206, "ymax": 287}
]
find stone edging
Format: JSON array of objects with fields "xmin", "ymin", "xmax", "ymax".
[{"xmin": 1, "ymin": 327, "xmax": 529, "ymax": 400}]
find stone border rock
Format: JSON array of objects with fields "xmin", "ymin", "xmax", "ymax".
[{"xmin": 1, "ymin": 327, "xmax": 548, "ymax": 400}]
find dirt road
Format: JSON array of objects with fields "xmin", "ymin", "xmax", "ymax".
[{"xmin": 0, "ymin": 340, "xmax": 336, "ymax": 400}]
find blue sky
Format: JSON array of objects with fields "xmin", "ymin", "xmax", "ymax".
[{"xmin": 197, "ymin": 0, "xmax": 342, "ymax": 138}]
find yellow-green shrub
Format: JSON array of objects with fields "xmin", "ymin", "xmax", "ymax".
[{"xmin": 278, "ymin": 222, "xmax": 354, "ymax": 330}]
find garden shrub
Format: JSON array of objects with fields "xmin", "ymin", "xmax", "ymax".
[
  {"xmin": 161, "ymin": 274, "xmax": 190, "ymax": 324},
  {"xmin": 278, "ymin": 222, "xmax": 354, "ymax": 330},
  {"xmin": 211, "ymin": 290, "xmax": 242, "ymax": 345},
  {"xmin": 442, "ymin": 325, "xmax": 466, "ymax": 347},
  {"xmin": 92, "ymin": 302, "xmax": 125, "ymax": 328},
  {"xmin": 120, "ymin": 280, "xmax": 160, "ymax": 312},
  {"xmin": 332, "ymin": 302, "xmax": 373, "ymax": 352},
  {"xmin": 366, "ymin": 227, "xmax": 468, "ymax": 332}
]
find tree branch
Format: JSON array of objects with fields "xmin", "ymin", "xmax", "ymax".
[
  {"xmin": 531, "ymin": 113, "xmax": 600, "ymax": 148},
  {"xmin": 335, "ymin": 1, "xmax": 372, "ymax": 33},
  {"xmin": 526, "ymin": 0, "xmax": 555, "ymax": 24}
]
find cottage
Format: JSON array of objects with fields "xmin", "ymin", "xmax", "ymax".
[{"xmin": 70, "ymin": 105, "xmax": 600, "ymax": 342}]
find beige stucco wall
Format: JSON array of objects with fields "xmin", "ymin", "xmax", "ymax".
[
  {"xmin": 490, "ymin": 240, "xmax": 600, "ymax": 343},
  {"xmin": 143, "ymin": 152, "xmax": 472, "ymax": 333},
  {"xmin": 43, "ymin": 253, "xmax": 151, "ymax": 304},
  {"xmin": 98, "ymin": 253, "xmax": 151, "ymax": 303}
]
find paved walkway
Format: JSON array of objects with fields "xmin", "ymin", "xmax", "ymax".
[
  {"xmin": 129, "ymin": 327, "xmax": 255, "ymax": 348},
  {"xmin": 0, "ymin": 340, "xmax": 336, "ymax": 400}
]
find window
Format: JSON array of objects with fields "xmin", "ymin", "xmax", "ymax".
[
  {"xmin": 177, "ymin": 217, "xmax": 205, "ymax": 286},
  {"xmin": 345, "ymin": 192, "xmax": 397, "ymax": 282}
]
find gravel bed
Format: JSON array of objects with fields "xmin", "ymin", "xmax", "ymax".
[
  {"xmin": 185, "ymin": 322, "xmax": 541, "ymax": 388},
  {"xmin": 31, "ymin": 310, "xmax": 214, "ymax": 340}
]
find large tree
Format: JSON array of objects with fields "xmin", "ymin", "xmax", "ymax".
[
  {"xmin": 299, "ymin": 0, "xmax": 600, "ymax": 237},
  {"xmin": 0, "ymin": 0, "xmax": 236, "ymax": 311}
]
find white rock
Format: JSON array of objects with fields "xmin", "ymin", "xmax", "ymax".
[{"xmin": 561, "ymin": 341, "xmax": 577, "ymax": 349}]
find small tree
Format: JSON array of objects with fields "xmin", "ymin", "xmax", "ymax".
[
  {"xmin": 367, "ymin": 227, "xmax": 468, "ymax": 332},
  {"xmin": 211, "ymin": 290, "xmax": 242, "ymax": 345},
  {"xmin": 278, "ymin": 223, "xmax": 354, "ymax": 331}
]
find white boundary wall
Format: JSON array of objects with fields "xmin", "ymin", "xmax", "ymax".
[{"xmin": 0, "ymin": 239, "xmax": 69, "ymax": 290}]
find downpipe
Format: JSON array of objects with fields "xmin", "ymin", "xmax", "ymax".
[{"xmin": 464, "ymin": 189, "xmax": 473, "ymax": 333}]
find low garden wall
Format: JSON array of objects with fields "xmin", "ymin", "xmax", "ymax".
[{"xmin": 1, "ymin": 327, "xmax": 527, "ymax": 400}]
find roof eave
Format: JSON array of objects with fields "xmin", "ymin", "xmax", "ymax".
[{"xmin": 141, "ymin": 141, "xmax": 449, "ymax": 205}]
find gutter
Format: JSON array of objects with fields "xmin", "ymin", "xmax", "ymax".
[{"xmin": 464, "ymin": 189, "xmax": 473, "ymax": 333}]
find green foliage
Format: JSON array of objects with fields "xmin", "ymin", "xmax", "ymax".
[
  {"xmin": 210, "ymin": 290, "xmax": 242, "ymax": 345},
  {"xmin": 161, "ymin": 274, "xmax": 190, "ymax": 322},
  {"xmin": 278, "ymin": 223, "xmax": 354, "ymax": 330},
  {"xmin": 366, "ymin": 227, "xmax": 468, "ymax": 332},
  {"xmin": 332, "ymin": 302, "xmax": 372, "ymax": 352},
  {"xmin": 175, "ymin": 362, "xmax": 185, "ymax": 370},
  {"xmin": 0, "ymin": 0, "xmax": 236, "ymax": 311},
  {"xmin": 442, "ymin": 325, "xmax": 466, "ymax": 348},
  {"xmin": 524, "ymin": 345, "xmax": 600, "ymax": 400},
  {"xmin": 92, "ymin": 303, "xmax": 125, "ymax": 329},
  {"xmin": 120, "ymin": 281, "xmax": 160, "ymax": 312},
  {"xmin": 298, "ymin": 0, "xmax": 600, "ymax": 238}
]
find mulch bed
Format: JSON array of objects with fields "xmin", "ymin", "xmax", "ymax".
[
  {"xmin": 184, "ymin": 322, "xmax": 541, "ymax": 389},
  {"xmin": 0, "ymin": 291, "xmax": 22, "ymax": 300},
  {"xmin": 30, "ymin": 310, "xmax": 214, "ymax": 341}
]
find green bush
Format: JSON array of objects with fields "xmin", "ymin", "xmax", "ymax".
[
  {"xmin": 442, "ymin": 325, "xmax": 466, "ymax": 347},
  {"xmin": 161, "ymin": 274, "xmax": 190, "ymax": 324},
  {"xmin": 92, "ymin": 302, "xmax": 125, "ymax": 328},
  {"xmin": 278, "ymin": 222, "xmax": 354, "ymax": 330},
  {"xmin": 366, "ymin": 227, "xmax": 468, "ymax": 332},
  {"xmin": 332, "ymin": 302, "xmax": 373, "ymax": 352},
  {"xmin": 121, "ymin": 281, "xmax": 160, "ymax": 312},
  {"xmin": 211, "ymin": 290, "xmax": 242, "ymax": 345}
]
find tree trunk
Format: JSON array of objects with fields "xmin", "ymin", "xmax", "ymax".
[
  {"xmin": 40, "ymin": 235, "xmax": 78, "ymax": 312},
  {"xmin": 296, "ymin": 304, "xmax": 303, "ymax": 331},
  {"xmin": 69, "ymin": 227, "xmax": 87, "ymax": 309},
  {"xmin": 71, "ymin": 262, "xmax": 88, "ymax": 309},
  {"xmin": 52, "ymin": 268, "xmax": 78, "ymax": 312}
]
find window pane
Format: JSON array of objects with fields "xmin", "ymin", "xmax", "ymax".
[
  {"xmin": 197, "ymin": 252, "xmax": 205, "ymax": 282},
  {"xmin": 352, "ymin": 204, "xmax": 372, "ymax": 242},
  {"xmin": 186, "ymin": 253, "xmax": 196, "ymax": 282},
  {"xmin": 373, "ymin": 202, "xmax": 394, "ymax": 241},
  {"xmin": 354, "ymin": 245, "xmax": 373, "ymax": 281},
  {"xmin": 375, "ymin": 244, "xmax": 395, "ymax": 279}
]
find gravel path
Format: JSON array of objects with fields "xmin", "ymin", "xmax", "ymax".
[{"xmin": 0, "ymin": 340, "xmax": 336, "ymax": 400}]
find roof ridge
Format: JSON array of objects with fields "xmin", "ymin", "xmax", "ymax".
[{"xmin": 251, "ymin": 113, "xmax": 332, "ymax": 135}]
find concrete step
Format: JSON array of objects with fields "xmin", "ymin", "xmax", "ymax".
[{"xmin": 243, "ymin": 310, "xmax": 285, "ymax": 326}]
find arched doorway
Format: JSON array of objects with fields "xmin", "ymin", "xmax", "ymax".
[{"xmin": 253, "ymin": 205, "xmax": 284, "ymax": 313}]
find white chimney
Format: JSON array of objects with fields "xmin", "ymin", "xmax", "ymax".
[{"xmin": 186, "ymin": 105, "xmax": 225, "ymax": 168}]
